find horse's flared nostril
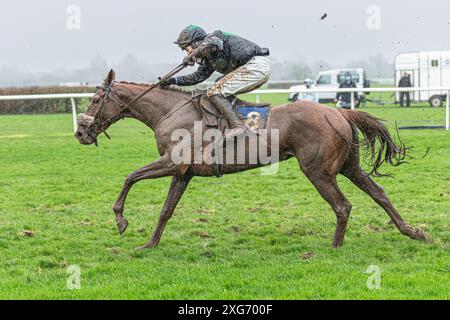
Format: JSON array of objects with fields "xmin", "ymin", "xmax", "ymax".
[{"xmin": 75, "ymin": 131, "xmax": 83, "ymax": 138}]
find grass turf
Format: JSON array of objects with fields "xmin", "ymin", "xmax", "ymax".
[{"xmin": 0, "ymin": 95, "xmax": 448, "ymax": 299}]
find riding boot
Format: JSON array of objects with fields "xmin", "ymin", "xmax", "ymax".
[{"xmin": 209, "ymin": 94, "xmax": 246, "ymax": 140}]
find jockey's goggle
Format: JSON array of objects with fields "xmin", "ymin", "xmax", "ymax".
[
  {"xmin": 178, "ymin": 40, "xmax": 201, "ymax": 51},
  {"xmin": 178, "ymin": 43, "xmax": 190, "ymax": 51}
]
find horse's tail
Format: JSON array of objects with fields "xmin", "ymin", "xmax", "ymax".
[{"xmin": 338, "ymin": 109, "xmax": 407, "ymax": 177}]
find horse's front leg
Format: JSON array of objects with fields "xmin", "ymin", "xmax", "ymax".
[
  {"xmin": 136, "ymin": 173, "xmax": 193, "ymax": 250},
  {"xmin": 113, "ymin": 155, "xmax": 177, "ymax": 234}
]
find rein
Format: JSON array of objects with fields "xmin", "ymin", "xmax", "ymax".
[
  {"xmin": 91, "ymin": 82, "xmax": 195, "ymax": 138},
  {"xmin": 92, "ymin": 64, "xmax": 186, "ymax": 136},
  {"xmin": 93, "ymin": 81, "xmax": 158, "ymax": 136}
]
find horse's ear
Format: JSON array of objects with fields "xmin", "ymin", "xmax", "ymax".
[{"xmin": 104, "ymin": 69, "xmax": 116, "ymax": 85}]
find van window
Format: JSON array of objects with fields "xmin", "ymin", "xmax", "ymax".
[
  {"xmin": 317, "ymin": 75, "xmax": 331, "ymax": 85},
  {"xmin": 431, "ymin": 60, "xmax": 439, "ymax": 67},
  {"xmin": 338, "ymin": 73, "xmax": 360, "ymax": 84}
]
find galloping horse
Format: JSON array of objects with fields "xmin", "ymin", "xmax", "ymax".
[{"xmin": 75, "ymin": 70, "xmax": 427, "ymax": 250}]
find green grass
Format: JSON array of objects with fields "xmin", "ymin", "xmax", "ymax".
[
  {"xmin": 244, "ymin": 92, "xmax": 447, "ymax": 127},
  {"xmin": 0, "ymin": 96, "xmax": 449, "ymax": 300}
]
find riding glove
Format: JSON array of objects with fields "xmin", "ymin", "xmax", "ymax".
[
  {"xmin": 182, "ymin": 54, "xmax": 196, "ymax": 67},
  {"xmin": 160, "ymin": 77, "xmax": 177, "ymax": 86}
]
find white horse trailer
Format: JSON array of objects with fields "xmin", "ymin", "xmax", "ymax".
[{"xmin": 395, "ymin": 51, "xmax": 450, "ymax": 107}]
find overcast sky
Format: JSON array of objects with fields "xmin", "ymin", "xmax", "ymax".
[{"xmin": 1, "ymin": 0, "xmax": 450, "ymax": 72}]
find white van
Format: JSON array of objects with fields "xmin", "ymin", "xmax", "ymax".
[
  {"xmin": 395, "ymin": 51, "xmax": 450, "ymax": 107},
  {"xmin": 289, "ymin": 68, "xmax": 368, "ymax": 103}
]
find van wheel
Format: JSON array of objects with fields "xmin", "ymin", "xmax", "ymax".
[{"xmin": 429, "ymin": 95, "xmax": 443, "ymax": 107}]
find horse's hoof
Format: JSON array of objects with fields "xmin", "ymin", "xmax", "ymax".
[
  {"xmin": 332, "ymin": 242, "xmax": 344, "ymax": 249},
  {"xmin": 135, "ymin": 242, "xmax": 157, "ymax": 251},
  {"xmin": 414, "ymin": 229, "xmax": 430, "ymax": 242},
  {"xmin": 117, "ymin": 219, "xmax": 129, "ymax": 235},
  {"xmin": 135, "ymin": 244, "xmax": 152, "ymax": 251}
]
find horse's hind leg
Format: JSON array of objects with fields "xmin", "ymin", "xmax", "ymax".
[
  {"xmin": 341, "ymin": 155, "xmax": 428, "ymax": 241},
  {"xmin": 296, "ymin": 153, "xmax": 352, "ymax": 247},
  {"xmin": 342, "ymin": 167, "xmax": 428, "ymax": 241},
  {"xmin": 294, "ymin": 134, "xmax": 353, "ymax": 247},
  {"xmin": 305, "ymin": 172, "xmax": 353, "ymax": 247}
]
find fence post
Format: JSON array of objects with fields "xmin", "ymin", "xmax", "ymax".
[
  {"xmin": 256, "ymin": 94, "xmax": 260, "ymax": 103},
  {"xmin": 351, "ymin": 91, "xmax": 355, "ymax": 110},
  {"xmin": 70, "ymin": 97, "xmax": 78, "ymax": 133},
  {"xmin": 446, "ymin": 91, "xmax": 449, "ymax": 131}
]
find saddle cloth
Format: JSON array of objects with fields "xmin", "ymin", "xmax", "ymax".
[{"xmin": 194, "ymin": 95, "xmax": 271, "ymax": 132}]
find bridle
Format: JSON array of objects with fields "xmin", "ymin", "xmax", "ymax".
[
  {"xmin": 77, "ymin": 81, "xmax": 131, "ymax": 146},
  {"xmin": 84, "ymin": 64, "xmax": 188, "ymax": 140},
  {"xmin": 90, "ymin": 81, "xmax": 128, "ymax": 138},
  {"xmin": 80, "ymin": 64, "xmax": 192, "ymax": 145}
]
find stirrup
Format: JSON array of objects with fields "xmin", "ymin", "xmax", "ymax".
[{"xmin": 224, "ymin": 126, "xmax": 259, "ymax": 140}]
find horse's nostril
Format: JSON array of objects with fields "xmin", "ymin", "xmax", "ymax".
[{"xmin": 75, "ymin": 131, "xmax": 83, "ymax": 138}]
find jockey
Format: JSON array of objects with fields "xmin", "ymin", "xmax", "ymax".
[{"xmin": 164, "ymin": 25, "xmax": 271, "ymax": 139}]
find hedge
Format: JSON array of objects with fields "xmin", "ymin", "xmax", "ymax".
[{"xmin": 0, "ymin": 86, "xmax": 96, "ymax": 114}]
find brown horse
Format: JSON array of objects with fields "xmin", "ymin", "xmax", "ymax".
[{"xmin": 75, "ymin": 70, "xmax": 427, "ymax": 250}]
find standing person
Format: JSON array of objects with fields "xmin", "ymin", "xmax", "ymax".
[
  {"xmin": 164, "ymin": 25, "xmax": 271, "ymax": 140},
  {"xmin": 335, "ymin": 73, "xmax": 358, "ymax": 109},
  {"xmin": 398, "ymin": 72, "xmax": 412, "ymax": 107},
  {"xmin": 297, "ymin": 78, "xmax": 319, "ymax": 103}
]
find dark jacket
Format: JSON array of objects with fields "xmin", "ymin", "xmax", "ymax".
[
  {"xmin": 336, "ymin": 81, "xmax": 358, "ymax": 103},
  {"xmin": 173, "ymin": 30, "xmax": 269, "ymax": 86},
  {"xmin": 398, "ymin": 76, "xmax": 412, "ymax": 88}
]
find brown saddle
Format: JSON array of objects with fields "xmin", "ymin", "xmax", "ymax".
[{"xmin": 194, "ymin": 94, "xmax": 271, "ymax": 132}]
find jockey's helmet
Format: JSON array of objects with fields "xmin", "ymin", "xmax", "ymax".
[{"xmin": 174, "ymin": 25, "xmax": 207, "ymax": 49}]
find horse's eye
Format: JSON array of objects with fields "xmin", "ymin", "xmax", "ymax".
[{"xmin": 91, "ymin": 95, "xmax": 101, "ymax": 104}]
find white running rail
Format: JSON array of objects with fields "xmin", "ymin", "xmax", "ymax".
[{"xmin": 0, "ymin": 88, "xmax": 449, "ymax": 132}]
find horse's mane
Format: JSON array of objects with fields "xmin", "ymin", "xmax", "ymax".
[{"xmin": 116, "ymin": 81, "xmax": 198, "ymax": 95}]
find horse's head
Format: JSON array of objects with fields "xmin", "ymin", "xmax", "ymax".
[{"xmin": 75, "ymin": 69, "xmax": 125, "ymax": 146}]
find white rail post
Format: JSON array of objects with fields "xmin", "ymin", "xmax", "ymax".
[
  {"xmin": 446, "ymin": 90, "xmax": 449, "ymax": 131},
  {"xmin": 70, "ymin": 97, "xmax": 78, "ymax": 133},
  {"xmin": 351, "ymin": 90, "xmax": 355, "ymax": 110},
  {"xmin": 256, "ymin": 94, "xmax": 260, "ymax": 103}
]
